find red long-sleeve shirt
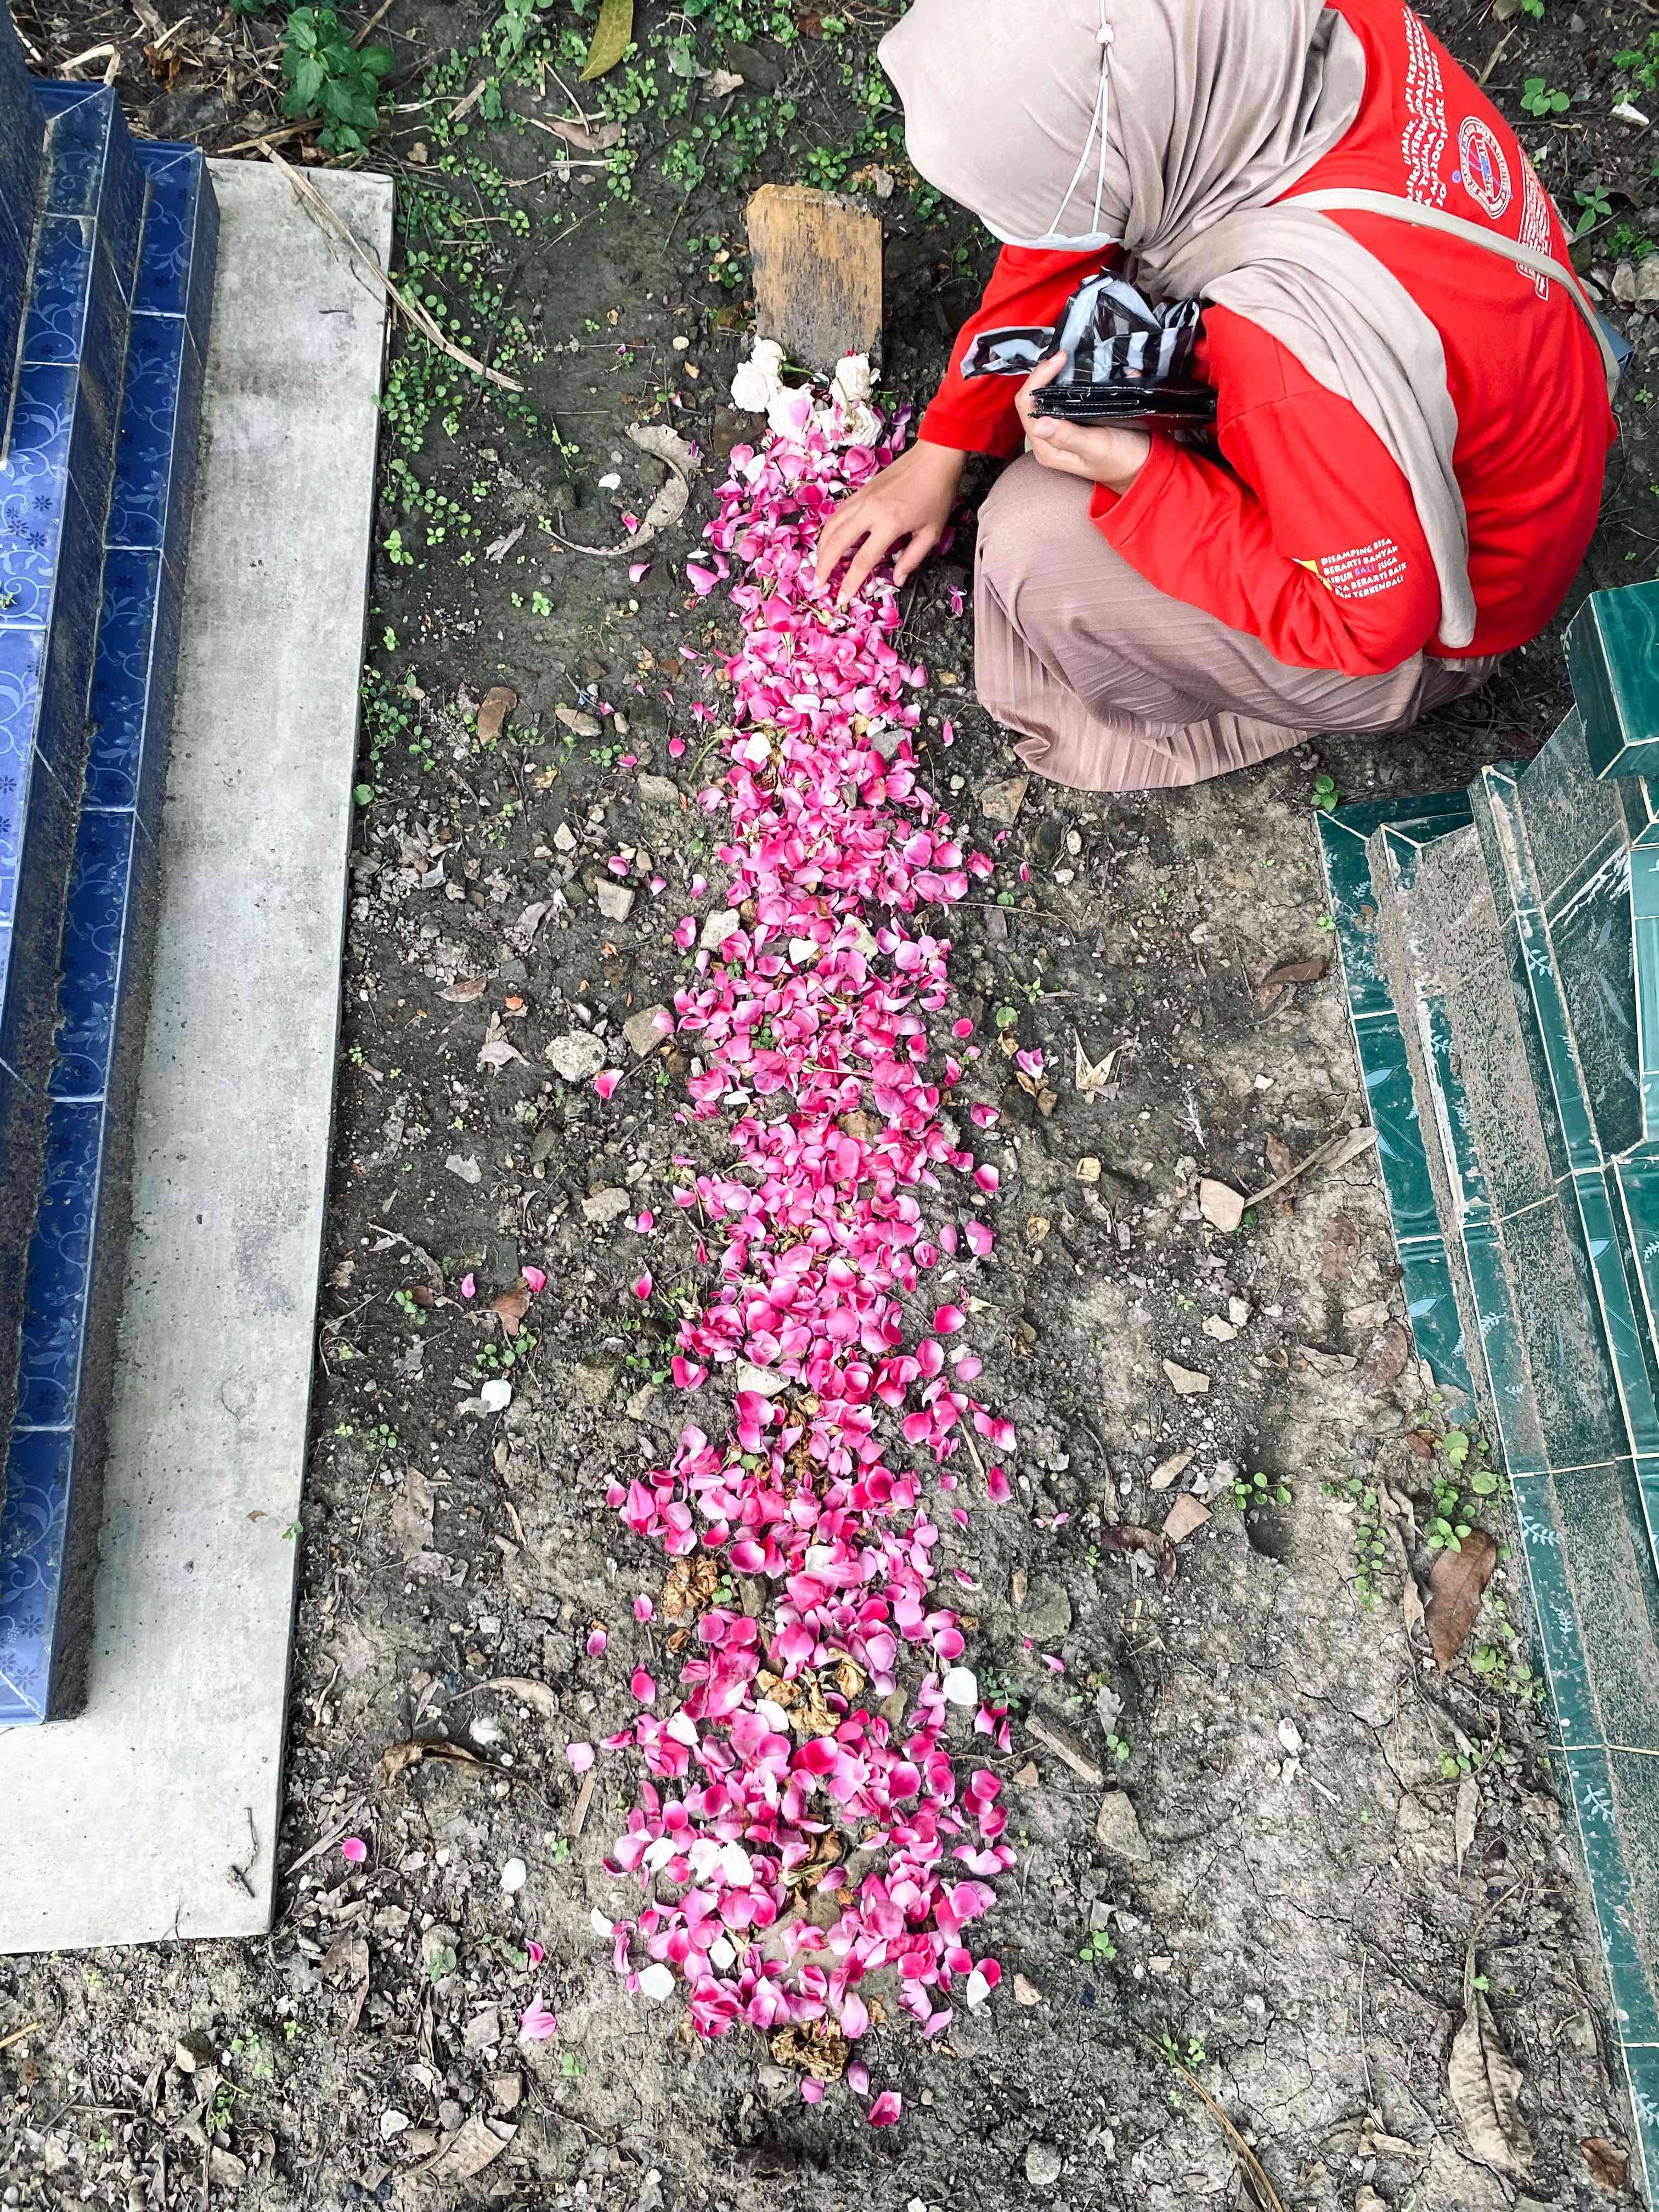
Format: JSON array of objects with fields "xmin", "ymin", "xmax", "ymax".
[{"xmin": 918, "ymin": 0, "xmax": 1615, "ymax": 674}]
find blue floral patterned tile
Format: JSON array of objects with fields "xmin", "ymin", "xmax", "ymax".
[
  {"xmin": 1515, "ymin": 1474, "xmax": 1600, "ymax": 1748},
  {"xmin": 0, "ymin": 753, "xmax": 77, "ymax": 1096},
  {"xmin": 14, "ymin": 1098, "xmax": 103, "ymax": 1430},
  {"xmin": 72, "ymin": 229, "xmax": 132, "ymax": 467},
  {"xmin": 0, "ymin": 8, "xmax": 46, "ymax": 221},
  {"xmin": 1565, "ymin": 1745, "xmax": 1659, "ymax": 2047},
  {"xmin": 84, "ymin": 548, "xmax": 159, "ymax": 809},
  {"xmin": 0, "ymin": 1425, "xmax": 75, "ymax": 1724},
  {"xmin": 1419, "ymin": 985, "xmax": 1492, "ymax": 1229},
  {"xmin": 89, "ymin": 94, "xmax": 145, "ymax": 305},
  {"xmin": 133, "ymin": 145, "xmax": 218, "ymax": 349},
  {"xmin": 50, "ymin": 807, "xmax": 139, "ymax": 1103},
  {"xmin": 0, "ymin": 362, "xmax": 76, "ymax": 627},
  {"xmin": 1319, "ymin": 814, "xmax": 1391, "ymax": 1025},
  {"xmin": 160, "ymin": 322, "xmax": 204, "ymax": 585},
  {"xmin": 106, "ymin": 312, "xmax": 185, "ymax": 554},
  {"xmin": 0, "ymin": 625, "xmax": 47, "ymax": 782},
  {"xmin": 27, "ymin": 486, "xmax": 103, "ymax": 792},
  {"xmin": 19, "ymin": 213, "xmax": 93, "ymax": 369},
  {"xmin": 134, "ymin": 555, "xmax": 183, "ymax": 842},
  {"xmin": 35, "ymin": 82, "xmax": 110, "ymax": 219}
]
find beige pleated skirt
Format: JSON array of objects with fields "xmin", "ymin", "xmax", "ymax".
[{"xmin": 973, "ymin": 455, "xmax": 1499, "ymax": 795}]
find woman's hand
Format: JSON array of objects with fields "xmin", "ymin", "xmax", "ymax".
[
  {"xmin": 1017, "ymin": 351, "xmax": 1152, "ymax": 495},
  {"xmin": 814, "ymin": 438, "xmax": 966, "ymax": 606}
]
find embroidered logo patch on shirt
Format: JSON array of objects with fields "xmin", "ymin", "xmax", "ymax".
[
  {"xmin": 1311, "ymin": 538, "xmax": 1408, "ymax": 600},
  {"xmin": 1455, "ymin": 114, "xmax": 1513, "ymax": 221}
]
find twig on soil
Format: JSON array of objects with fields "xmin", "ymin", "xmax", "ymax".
[
  {"xmin": 351, "ymin": 0, "xmax": 396, "ymax": 46},
  {"xmin": 568, "ymin": 1769, "xmax": 597, "ymax": 1837},
  {"xmin": 1024, "ymin": 1714, "xmax": 1105, "ymax": 1786},
  {"xmin": 1244, "ymin": 1122, "xmax": 1376, "ymax": 1209},
  {"xmin": 0, "ymin": 2019, "xmax": 43, "ymax": 2053},
  {"xmin": 220, "ymin": 121, "xmax": 319, "ymax": 154},
  {"xmin": 282, "ymin": 1805, "xmax": 371, "ymax": 1878},
  {"xmin": 1165, "ymin": 2059, "xmax": 1287, "ymax": 2212},
  {"xmin": 260, "ymin": 145, "xmax": 524, "ymax": 393}
]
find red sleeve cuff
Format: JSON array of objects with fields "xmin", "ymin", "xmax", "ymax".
[
  {"xmin": 918, "ymin": 392, "xmax": 1026, "ymax": 461},
  {"xmin": 1089, "ymin": 434, "xmax": 1181, "ymax": 544}
]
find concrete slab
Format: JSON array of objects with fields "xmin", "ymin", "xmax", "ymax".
[{"xmin": 0, "ymin": 161, "xmax": 392, "ymax": 1949}]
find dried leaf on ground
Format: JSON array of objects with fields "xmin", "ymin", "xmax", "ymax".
[
  {"xmin": 551, "ymin": 422, "xmax": 699, "ymax": 556},
  {"xmin": 1320, "ymin": 1211, "xmax": 1360, "ymax": 1284},
  {"xmin": 1150, "ymin": 1449, "xmax": 1193, "ymax": 1491},
  {"xmin": 1257, "ymin": 954, "xmax": 1328, "ymax": 1009},
  {"xmin": 376, "ymin": 1739, "xmax": 484, "ymax": 1789},
  {"xmin": 1361, "ymin": 1321, "xmax": 1411, "ymax": 1390},
  {"xmin": 1163, "ymin": 1493, "xmax": 1210, "ymax": 1545},
  {"xmin": 324, "ymin": 1934, "xmax": 370, "ymax": 2034},
  {"xmin": 1074, "ymin": 1032, "xmax": 1120, "ymax": 1098},
  {"xmin": 492, "ymin": 1282, "xmax": 533, "ymax": 1338},
  {"xmin": 413, "ymin": 2116, "xmax": 516, "ymax": 2180},
  {"xmin": 1025, "ymin": 1713, "xmax": 1104, "ymax": 1784},
  {"xmin": 505, "ymin": 901, "xmax": 550, "ymax": 954},
  {"xmin": 1401, "ymin": 1571, "xmax": 1426, "ymax": 1639},
  {"xmin": 439, "ymin": 976, "xmax": 486, "ymax": 1002},
  {"xmin": 1099, "ymin": 1522, "xmax": 1178, "ymax": 1585},
  {"xmin": 389, "ymin": 1469, "xmax": 435, "ymax": 1562},
  {"xmin": 1198, "ymin": 1177, "xmax": 1245, "ymax": 1233},
  {"xmin": 1163, "ymin": 1358, "xmax": 1210, "ymax": 1397},
  {"xmin": 1425, "ymin": 1530, "xmax": 1498, "ymax": 1672},
  {"xmin": 579, "ymin": 0, "xmax": 634, "ymax": 79},
  {"xmin": 475, "ymin": 685, "xmax": 516, "ymax": 743},
  {"xmin": 530, "ymin": 111, "xmax": 623, "ymax": 151},
  {"xmin": 480, "ymin": 1675, "xmax": 560, "ymax": 1719},
  {"xmin": 1454, "ymin": 1775, "xmax": 1479, "ymax": 1876},
  {"xmin": 1265, "ymin": 1133, "xmax": 1294, "ymax": 1179},
  {"xmin": 485, "ymin": 522, "xmax": 525, "ymax": 562},
  {"xmin": 477, "ymin": 1012, "xmax": 526, "ymax": 1071},
  {"xmin": 1582, "ymin": 2138, "xmax": 1629, "ymax": 2191},
  {"xmin": 1449, "ymin": 1989, "xmax": 1533, "ymax": 2177}
]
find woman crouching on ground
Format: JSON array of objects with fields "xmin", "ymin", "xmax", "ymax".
[{"xmin": 814, "ymin": 0, "xmax": 1617, "ymax": 795}]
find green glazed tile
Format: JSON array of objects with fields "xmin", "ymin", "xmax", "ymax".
[
  {"xmin": 1490, "ymin": 909, "xmax": 1575, "ymax": 1189},
  {"xmin": 1514, "ymin": 1475, "xmax": 1602, "ymax": 1750},
  {"xmin": 1516, "ymin": 908, "xmax": 1605, "ymax": 1173},
  {"xmin": 1568, "ymin": 582, "xmax": 1659, "ymax": 781},
  {"xmin": 1416, "ymin": 985, "xmax": 1491, "ymax": 1229},
  {"xmin": 1619, "ymin": 771, "xmax": 1659, "ymax": 850},
  {"xmin": 1472, "ymin": 764, "xmax": 1539, "ymax": 925},
  {"xmin": 1318, "ymin": 814, "xmax": 1392, "ymax": 1026},
  {"xmin": 1590, "ymin": 1170, "xmax": 1659, "ymax": 1460},
  {"xmin": 1463, "ymin": 1224, "xmax": 1548, "ymax": 1474},
  {"xmin": 1634, "ymin": 848, "xmax": 1659, "ymax": 924},
  {"xmin": 1616, "ymin": 1162, "xmax": 1659, "ymax": 1361},
  {"xmin": 1515, "ymin": 709, "xmax": 1624, "ymax": 906},
  {"xmin": 1499, "ymin": 1192, "xmax": 1626, "ymax": 1469},
  {"xmin": 1397, "ymin": 1239, "xmax": 1471, "ymax": 1398},
  {"xmin": 1564, "ymin": 1745, "xmax": 1659, "ymax": 2047},
  {"xmin": 1545, "ymin": 838, "xmax": 1641, "ymax": 1161},
  {"xmin": 1353, "ymin": 1012, "xmax": 1440, "ymax": 1247},
  {"xmin": 1616, "ymin": 2044, "xmax": 1659, "ymax": 2204},
  {"xmin": 1554, "ymin": 1459, "xmax": 1659, "ymax": 1752},
  {"xmin": 1634, "ymin": 1458, "xmax": 1659, "ymax": 1588}
]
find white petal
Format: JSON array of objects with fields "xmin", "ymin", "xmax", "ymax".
[
  {"xmin": 590, "ymin": 1908, "xmax": 614, "ymax": 1937},
  {"xmin": 500, "ymin": 1857, "xmax": 527, "ymax": 1893},
  {"xmin": 721, "ymin": 1842, "xmax": 753, "ymax": 1887},
  {"xmin": 637, "ymin": 1963, "xmax": 675, "ymax": 2002},
  {"xmin": 964, "ymin": 1969, "xmax": 991, "ymax": 2008},
  {"xmin": 941, "ymin": 1666, "xmax": 978, "ymax": 1707}
]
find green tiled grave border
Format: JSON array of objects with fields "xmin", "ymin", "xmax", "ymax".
[{"xmin": 1320, "ymin": 789, "xmax": 1659, "ymax": 2200}]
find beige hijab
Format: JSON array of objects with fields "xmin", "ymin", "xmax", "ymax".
[{"xmin": 879, "ymin": 0, "xmax": 1565, "ymax": 651}]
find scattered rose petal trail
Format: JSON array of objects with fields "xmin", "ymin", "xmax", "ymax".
[{"xmin": 598, "ymin": 377, "xmax": 1018, "ymax": 2121}]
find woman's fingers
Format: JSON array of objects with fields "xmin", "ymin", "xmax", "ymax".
[
  {"xmin": 891, "ymin": 522, "xmax": 940, "ymax": 586},
  {"xmin": 1014, "ymin": 349, "xmax": 1069, "ymax": 434},
  {"xmin": 814, "ymin": 492, "xmax": 872, "ymax": 583},
  {"xmin": 1027, "ymin": 416, "xmax": 1096, "ymax": 478},
  {"xmin": 838, "ymin": 514, "xmax": 906, "ymax": 605}
]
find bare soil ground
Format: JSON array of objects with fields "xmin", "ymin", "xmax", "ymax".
[{"xmin": 3, "ymin": 0, "xmax": 1656, "ymax": 2204}]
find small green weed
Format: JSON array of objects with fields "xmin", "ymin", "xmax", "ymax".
[
  {"xmin": 1520, "ymin": 78, "xmax": 1569, "ymax": 115},
  {"xmin": 1228, "ymin": 1467, "xmax": 1291, "ymax": 1511},
  {"xmin": 281, "ymin": 7, "xmax": 393, "ymax": 155},
  {"xmin": 1311, "ymin": 771, "xmax": 1340, "ymax": 812}
]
